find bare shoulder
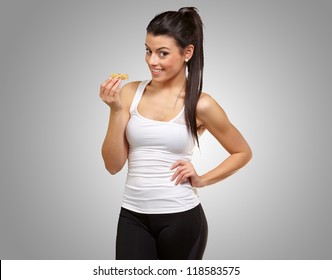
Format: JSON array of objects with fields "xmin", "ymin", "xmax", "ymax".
[
  {"xmin": 121, "ymin": 81, "xmax": 141, "ymax": 95},
  {"xmin": 196, "ymin": 92, "xmax": 229, "ymax": 127},
  {"xmin": 120, "ymin": 81, "xmax": 141, "ymax": 109},
  {"xmin": 197, "ymin": 93, "xmax": 214, "ymax": 112},
  {"xmin": 197, "ymin": 93, "xmax": 227, "ymax": 116}
]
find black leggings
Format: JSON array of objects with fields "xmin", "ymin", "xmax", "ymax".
[{"xmin": 116, "ymin": 204, "xmax": 208, "ymax": 260}]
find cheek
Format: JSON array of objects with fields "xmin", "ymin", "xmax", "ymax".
[{"xmin": 165, "ymin": 56, "xmax": 182, "ymax": 69}]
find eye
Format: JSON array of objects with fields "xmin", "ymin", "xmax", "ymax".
[
  {"xmin": 145, "ymin": 48, "xmax": 152, "ymax": 55},
  {"xmin": 159, "ymin": 51, "xmax": 169, "ymax": 57}
]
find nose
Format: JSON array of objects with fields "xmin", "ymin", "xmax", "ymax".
[{"xmin": 147, "ymin": 53, "xmax": 159, "ymax": 66}]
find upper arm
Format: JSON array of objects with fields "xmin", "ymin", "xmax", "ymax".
[
  {"xmin": 196, "ymin": 93, "xmax": 252, "ymax": 156},
  {"xmin": 102, "ymin": 81, "xmax": 141, "ymax": 173},
  {"xmin": 116, "ymin": 81, "xmax": 140, "ymax": 152},
  {"xmin": 119, "ymin": 81, "xmax": 141, "ymax": 113}
]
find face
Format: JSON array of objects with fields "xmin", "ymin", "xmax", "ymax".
[{"xmin": 145, "ymin": 33, "xmax": 190, "ymax": 82}]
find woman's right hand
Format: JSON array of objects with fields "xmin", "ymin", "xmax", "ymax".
[{"xmin": 99, "ymin": 77, "xmax": 123, "ymax": 111}]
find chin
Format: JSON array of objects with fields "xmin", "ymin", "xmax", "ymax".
[{"xmin": 150, "ymin": 75, "xmax": 166, "ymax": 82}]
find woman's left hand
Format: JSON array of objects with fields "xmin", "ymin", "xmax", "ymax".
[{"xmin": 170, "ymin": 160, "xmax": 203, "ymax": 188}]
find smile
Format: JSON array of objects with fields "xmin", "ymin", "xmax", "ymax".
[{"xmin": 151, "ymin": 69, "xmax": 163, "ymax": 73}]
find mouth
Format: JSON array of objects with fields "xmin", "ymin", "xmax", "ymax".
[{"xmin": 151, "ymin": 68, "xmax": 163, "ymax": 74}]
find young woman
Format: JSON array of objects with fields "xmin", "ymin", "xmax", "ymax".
[{"xmin": 100, "ymin": 7, "xmax": 252, "ymax": 260}]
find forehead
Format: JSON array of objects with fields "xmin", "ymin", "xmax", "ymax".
[{"xmin": 145, "ymin": 33, "xmax": 179, "ymax": 49}]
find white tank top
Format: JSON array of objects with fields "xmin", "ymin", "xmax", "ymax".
[{"xmin": 122, "ymin": 80, "xmax": 200, "ymax": 214}]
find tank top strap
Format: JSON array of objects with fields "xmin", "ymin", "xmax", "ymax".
[{"xmin": 129, "ymin": 80, "xmax": 150, "ymax": 114}]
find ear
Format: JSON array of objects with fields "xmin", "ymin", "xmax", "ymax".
[{"xmin": 184, "ymin": 44, "xmax": 194, "ymax": 61}]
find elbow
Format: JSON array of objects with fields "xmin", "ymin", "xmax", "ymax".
[
  {"xmin": 102, "ymin": 149, "xmax": 123, "ymax": 175},
  {"xmin": 103, "ymin": 158, "xmax": 126, "ymax": 175},
  {"xmin": 237, "ymin": 147, "xmax": 253, "ymax": 168},
  {"xmin": 248, "ymin": 146, "xmax": 253, "ymax": 159},
  {"xmin": 245, "ymin": 147, "xmax": 253, "ymax": 164},
  {"xmin": 108, "ymin": 170, "xmax": 119, "ymax": 175},
  {"xmin": 104, "ymin": 164, "xmax": 121, "ymax": 175}
]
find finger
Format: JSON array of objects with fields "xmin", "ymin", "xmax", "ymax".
[
  {"xmin": 100, "ymin": 77, "xmax": 111, "ymax": 87},
  {"xmin": 107, "ymin": 78, "xmax": 121, "ymax": 92},
  {"xmin": 102, "ymin": 78, "xmax": 121, "ymax": 98},
  {"xmin": 104, "ymin": 77, "xmax": 119, "ymax": 90},
  {"xmin": 100, "ymin": 79, "xmax": 113, "ymax": 99},
  {"xmin": 170, "ymin": 161, "xmax": 180, "ymax": 170},
  {"xmin": 170, "ymin": 170, "xmax": 178, "ymax": 181},
  {"xmin": 175, "ymin": 171, "xmax": 191, "ymax": 185},
  {"xmin": 100, "ymin": 77, "xmax": 113, "ymax": 92},
  {"xmin": 172, "ymin": 165, "xmax": 191, "ymax": 183},
  {"xmin": 170, "ymin": 165, "xmax": 187, "ymax": 181},
  {"xmin": 112, "ymin": 79, "xmax": 122, "ymax": 95},
  {"xmin": 170, "ymin": 160, "xmax": 187, "ymax": 170}
]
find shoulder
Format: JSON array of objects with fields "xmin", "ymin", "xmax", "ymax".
[
  {"xmin": 120, "ymin": 81, "xmax": 142, "ymax": 109},
  {"xmin": 197, "ymin": 92, "xmax": 225, "ymax": 115},
  {"xmin": 196, "ymin": 92, "xmax": 229, "ymax": 126},
  {"xmin": 197, "ymin": 93, "xmax": 213, "ymax": 111},
  {"xmin": 120, "ymin": 80, "xmax": 142, "ymax": 94}
]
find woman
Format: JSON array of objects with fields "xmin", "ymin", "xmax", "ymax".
[{"xmin": 100, "ymin": 7, "xmax": 252, "ymax": 260}]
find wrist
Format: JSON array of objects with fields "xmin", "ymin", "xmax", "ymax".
[
  {"xmin": 194, "ymin": 175, "xmax": 207, "ymax": 188},
  {"xmin": 110, "ymin": 107, "xmax": 124, "ymax": 115}
]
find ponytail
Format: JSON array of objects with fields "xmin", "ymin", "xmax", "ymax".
[{"xmin": 146, "ymin": 7, "xmax": 204, "ymax": 146}]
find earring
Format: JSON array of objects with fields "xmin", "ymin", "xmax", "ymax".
[{"xmin": 185, "ymin": 58, "xmax": 189, "ymax": 62}]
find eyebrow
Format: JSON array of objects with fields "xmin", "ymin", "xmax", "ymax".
[{"xmin": 145, "ymin": 44, "xmax": 170, "ymax": 51}]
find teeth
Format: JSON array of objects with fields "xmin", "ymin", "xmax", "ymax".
[{"xmin": 152, "ymin": 69, "xmax": 162, "ymax": 72}]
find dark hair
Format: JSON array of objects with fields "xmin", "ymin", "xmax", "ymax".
[{"xmin": 146, "ymin": 7, "xmax": 204, "ymax": 146}]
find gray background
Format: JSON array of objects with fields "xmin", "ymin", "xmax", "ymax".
[{"xmin": 1, "ymin": 0, "xmax": 331, "ymax": 259}]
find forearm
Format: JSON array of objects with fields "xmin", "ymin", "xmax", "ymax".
[
  {"xmin": 102, "ymin": 109, "xmax": 129, "ymax": 174},
  {"xmin": 199, "ymin": 151, "xmax": 252, "ymax": 187}
]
